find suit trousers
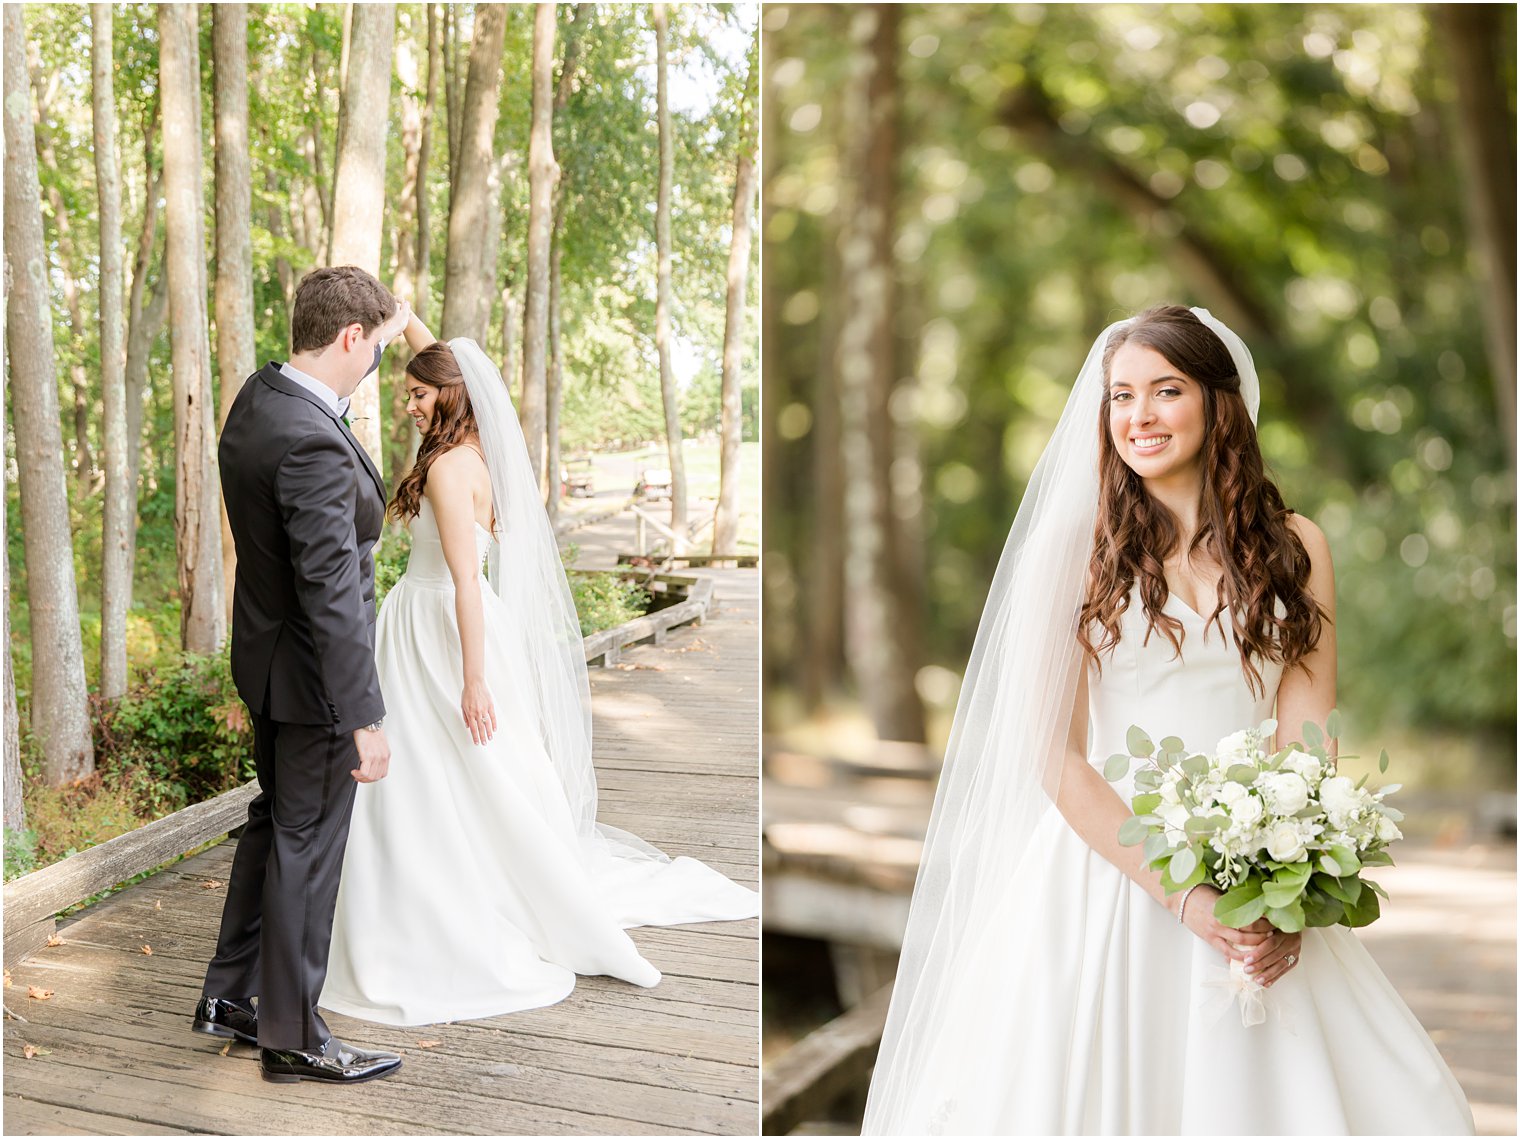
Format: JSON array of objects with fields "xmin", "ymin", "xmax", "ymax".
[{"xmin": 202, "ymin": 712, "xmax": 359, "ymax": 1050}]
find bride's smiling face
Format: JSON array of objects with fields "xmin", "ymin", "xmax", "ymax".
[
  {"xmin": 1106, "ymin": 343, "xmax": 1206, "ymax": 481},
  {"xmin": 404, "ymin": 379, "xmax": 441, "ymax": 435}
]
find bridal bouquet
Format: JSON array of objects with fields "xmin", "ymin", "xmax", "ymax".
[
  {"xmin": 1106, "ymin": 713, "xmax": 1402, "ymax": 1023},
  {"xmin": 1106, "ymin": 712, "xmax": 1402, "ymax": 933}
]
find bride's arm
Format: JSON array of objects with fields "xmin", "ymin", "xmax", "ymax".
[
  {"xmin": 425, "ymin": 449, "xmax": 497, "ymax": 745},
  {"xmin": 1274, "ymin": 514, "xmax": 1337, "ymax": 753},
  {"xmin": 399, "ymin": 310, "xmax": 437, "ymax": 354},
  {"xmin": 1052, "ymin": 656, "xmax": 1271, "ymax": 962}
]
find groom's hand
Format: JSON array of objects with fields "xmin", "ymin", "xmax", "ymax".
[{"xmin": 352, "ymin": 727, "xmax": 392, "ymax": 783}]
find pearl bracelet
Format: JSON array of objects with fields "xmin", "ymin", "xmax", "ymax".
[{"xmin": 1176, "ymin": 883, "xmax": 1202, "ymax": 925}]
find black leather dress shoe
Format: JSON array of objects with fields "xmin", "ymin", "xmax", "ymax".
[
  {"xmin": 192, "ymin": 996, "xmax": 258, "ymax": 1045},
  {"xmin": 260, "ymin": 1037, "xmax": 402, "ymax": 1084}
]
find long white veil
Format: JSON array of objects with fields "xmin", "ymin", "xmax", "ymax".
[
  {"xmin": 449, "ymin": 338, "xmax": 755, "ymax": 888},
  {"xmin": 861, "ymin": 309, "xmax": 1260, "ymax": 1132}
]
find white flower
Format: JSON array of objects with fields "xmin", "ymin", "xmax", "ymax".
[
  {"xmin": 1258, "ymin": 771, "xmax": 1310, "ymax": 815},
  {"xmin": 1319, "ymin": 775, "xmax": 1361, "ymax": 817},
  {"xmin": 1160, "ymin": 802, "xmax": 1191, "ymax": 832},
  {"xmin": 1215, "ymin": 781, "xmax": 1249, "ymax": 807},
  {"xmin": 1265, "ymin": 820, "xmax": 1308, "ymax": 862},
  {"xmin": 1229, "ymin": 794, "xmax": 1265, "ymax": 828},
  {"xmin": 1280, "ymin": 749, "xmax": 1323, "ymax": 783},
  {"xmin": 1216, "ymin": 729, "xmax": 1259, "ymax": 765},
  {"xmin": 1376, "ymin": 816, "xmax": 1402, "ymax": 843}
]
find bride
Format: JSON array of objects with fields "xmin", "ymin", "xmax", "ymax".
[
  {"xmin": 862, "ymin": 306, "xmax": 1474, "ymax": 1135},
  {"xmin": 319, "ymin": 308, "xmax": 758, "ymax": 1026}
]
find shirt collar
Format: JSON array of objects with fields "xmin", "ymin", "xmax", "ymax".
[{"xmin": 280, "ymin": 361, "xmax": 350, "ymax": 418}]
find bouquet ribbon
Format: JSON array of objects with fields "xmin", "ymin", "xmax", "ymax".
[{"xmin": 1200, "ymin": 954, "xmax": 1296, "ymax": 1032}]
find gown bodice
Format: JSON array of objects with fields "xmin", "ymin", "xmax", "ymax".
[
  {"xmin": 401, "ymin": 498, "xmax": 491, "ymax": 588},
  {"xmin": 1087, "ymin": 591, "xmax": 1283, "ymax": 791}
]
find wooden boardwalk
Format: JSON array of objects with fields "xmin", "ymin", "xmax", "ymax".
[{"xmin": 3, "ymin": 570, "xmax": 759, "ymax": 1136}]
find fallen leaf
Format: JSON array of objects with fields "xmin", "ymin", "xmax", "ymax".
[
  {"xmin": 3, "ymin": 970, "xmax": 12, "ymax": 989},
  {"xmin": 416, "ymin": 1039, "xmax": 441, "ymax": 1049},
  {"xmin": 45, "ymin": 934, "xmax": 63, "ymax": 948},
  {"xmin": 218, "ymin": 1039, "xmax": 231, "ymax": 1057},
  {"xmin": 201, "ymin": 880, "xmax": 222, "ymax": 890},
  {"xmin": 22, "ymin": 1044, "xmax": 42, "ymax": 1058},
  {"xmin": 154, "ymin": 899, "xmax": 162, "ymax": 910},
  {"xmin": 140, "ymin": 945, "xmax": 153, "ymax": 956},
  {"xmin": 27, "ymin": 986, "xmax": 53, "ymax": 1001}
]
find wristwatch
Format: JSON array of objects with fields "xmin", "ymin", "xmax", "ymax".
[{"xmin": 362, "ymin": 718, "xmax": 385, "ymax": 732}]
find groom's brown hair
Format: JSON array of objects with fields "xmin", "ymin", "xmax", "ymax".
[{"xmin": 290, "ymin": 266, "xmax": 396, "ymax": 354}]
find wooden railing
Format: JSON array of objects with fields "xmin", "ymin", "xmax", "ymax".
[
  {"xmin": 762, "ymin": 983, "xmax": 893, "ymax": 1136},
  {"xmin": 3, "ymin": 569, "xmax": 717, "ymax": 968}
]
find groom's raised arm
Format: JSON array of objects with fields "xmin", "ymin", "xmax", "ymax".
[{"xmin": 276, "ymin": 430, "xmax": 385, "ymax": 734}]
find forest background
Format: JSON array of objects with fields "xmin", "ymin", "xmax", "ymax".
[{"xmin": 3, "ymin": 1, "xmax": 760, "ymax": 877}]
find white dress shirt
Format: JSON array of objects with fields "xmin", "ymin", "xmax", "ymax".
[{"xmin": 280, "ymin": 361, "xmax": 351, "ymax": 419}]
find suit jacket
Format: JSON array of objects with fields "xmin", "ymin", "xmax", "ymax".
[{"xmin": 219, "ymin": 363, "xmax": 387, "ymax": 733}]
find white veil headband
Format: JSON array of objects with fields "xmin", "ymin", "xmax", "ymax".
[
  {"xmin": 861, "ymin": 308, "xmax": 1261, "ymax": 1131},
  {"xmin": 450, "ymin": 338, "xmax": 668, "ymax": 861}
]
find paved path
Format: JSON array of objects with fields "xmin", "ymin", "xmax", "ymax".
[{"xmin": 2, "ymin": 563, "xmax": 761, "ymax": 1135}]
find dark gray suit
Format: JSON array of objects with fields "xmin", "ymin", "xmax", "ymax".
[{"xmin": 203, "ymin": 362, "xmax": 387, "ymax": 1050}]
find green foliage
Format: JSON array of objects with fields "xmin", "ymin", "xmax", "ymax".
[
  {"xmin": 766, "ymin": 3, "xmax": 1516, "ymax": 756},
  {"xmin": 561, "ymin": 544, "xmax": 652, "ymax": 635},
  {"xmin": 4, "ymin": 827, "xmax": 39, "ymax": 882},
  {"xmin": 373, "ymin": 526, "xmax": 413, "ymax": 606},
  {"xmin": 97, "ymin": 648, "xmax": 255, "ymax": 812}
]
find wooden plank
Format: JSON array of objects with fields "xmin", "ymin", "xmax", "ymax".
[
  {"xmin": 761, "ymin": 984, "xmax": 893, "ymax": 1137},
  {"xmin": 4, "ymin": 783, "xmax": 260, "ymax": 968},
  {"xmin": 0, "ymin": 1096, "xmax": 196, "ymax": 1136}
]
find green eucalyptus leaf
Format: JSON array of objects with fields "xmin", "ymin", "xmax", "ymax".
[
  {"xmin": 1301, "ymin": 720, "xmax": 1324, "ymax": 749},
  {"xmin": 1213, "ymin": 881, "xmax": 1268, "ymax": 928},
  {"xmin": 1159, "ymin": 735, "xmax": 1185, "ymax": 755},
  {"xmin": 1325, "ymin": 708, "xmax": 1343, "ymax": 740},
  {"xmin": 1143, "ymin": 832, "xmax": 1171, "ymax": 865},
  {"xmin": 1169, "ymin": 846, "xmax": 1198, "ymax": 882},
  {"xmin": 1133, "ymin": 768, "xmax": 1163, "ymax": 792},
  {"xmin": 1319, "ymin": 853, "xmax": 1343, "ymax": 877},
  {"xmin": 1117, "ymin": 815, "xmax": 1151, "ymax": 846},
  {"xmin": 1182, "ymin": 815, "xmax": 1216, "ymax": 836},
  {"xmin": 1131, "ymin": 792, "xmax": 1163, "ymax": 815},
  {"xmin": 1226, "ymin": 764, "xmax": 1259, "ymax": 784},
  {"xmin": 1181, "ymin": 754, "xmax": 1209, "ymax": 779},
  {"xmin": 1378, "ymin": 749, "xmax": 1390, "ymax": 774},
  {"xmin": 1104, "ymin": 753, "xmax": 1131, "ymax": 782},
  {"xmin": 1126, "ymin": 726, "xmax": 1154, "ymax": 758}
]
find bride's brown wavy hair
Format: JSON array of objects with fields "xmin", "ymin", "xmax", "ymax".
[
  {"xmin": 388, "ymin": 341, "xmax": 480, "ymax": 524},
  {"xmin": 1076, "ymin": 305, "xmax": 1324, "ymax": 695}
]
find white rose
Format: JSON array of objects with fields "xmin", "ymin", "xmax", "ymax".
[
  {"xmin": 1215, "ymin": 781, "xmax": 1248, "ymax": 807},
  {"xmin": 1280, "ymin": 749, "xmax": 1323, "ymax": 783},
  {"xmin": 1376, "ymin": 816, "xmax": 1403, "ymax": 843},
  {"xmin": 1216, "ymin": 729, "xmax": 1258, "ymax": 765},
  {"xmin": 1230, "ymin": 794, "xmax": 1265, "ymax": 828},
  {"xmin": 1265, "ymin": 820, "xmax": 1307, "ymax": 862},
  {"xmin": 1259, "ymin": 771, "xmax": 1310, "ymax": 815},
  {"xmin": 1160, "ymin": 802, "xmax": 1191, "ymax": 831},
  {"xmin": 1319, "ymin": 775, "xmax": 1361, "ymax": 816}
]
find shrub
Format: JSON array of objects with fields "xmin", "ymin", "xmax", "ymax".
[
  {"xmin": 4, "ymin": 826, "xmax": 38, "ymax": 881},
  {"xmin": 97, "ymin": 647, "xmax": 255, "ymax": 813}
]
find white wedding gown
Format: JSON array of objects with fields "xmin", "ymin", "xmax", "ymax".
[
  {"xmin": 319, "ymin": 500, "xmax": 758, "ymax": 1026},
  {"xmin": 883, "ymin": 593, "xmax": 1474, "ymax": 1135}
]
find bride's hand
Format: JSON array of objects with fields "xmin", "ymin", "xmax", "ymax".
[
  {"xmin": 1244, "ymin": 928, "xmax": 1303, "ymax": 987},
  {"xmin": 461, "ymin": 677, "xmax": 497, "ymax": 745},
  {"xmin": 1177, "ymin": 884, "xmax": 1273, "ymax": 963}
]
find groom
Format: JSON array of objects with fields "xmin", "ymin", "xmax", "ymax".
[{"xmin": 195, "ymin": 266, "xmax": 409, "ymax": 1084}]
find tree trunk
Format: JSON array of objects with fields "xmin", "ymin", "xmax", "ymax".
[
  {"xmin": 4, "ymin": 4, "xmax": 96, "ymax": 783},
  {"xmin": 4, "ymin": 555, "xmax": 23, "ymax": 833},
  {"xmin": 328, "ymin": 2, "xmax": 396, "ymax": 465},
  {"xmin": 417, "ymin": 2, "xmax": 441, "ymax": 330},
  {"xmin": 836, "ymin": 6, "xmax": 924, "ymax": 742},
  {"xmin": 93, "ymin": 3, "xmax": 131, "ymax": 702},
  {"xmin": 388, "ymin": 10, "xmax": 425, "ymax": 485},
  {"xmin": 213, "ymin": 3, "xmax": 255, "ymax": 628},
  {"xmin": 501, "ymin": 281, "xmax": 520, "ymax": 403},
  {"xmin": 520, "ymin": 2, "xmax": 559, "ymax": 497},
  {"xmin": 445, "ymin": 3, "xmax": 462, "ymax": 189},
  {"xmin": 160, "ymin": 2, "xmax": 226, "ymax": 655},
  {"xmin": 441, "ymin": 3, "xmax": 509, "ymax": 343},
  {"xmin": 714, "ymin": 32, "xmax": 759, "ymax": 559},
  {"xmin": 265, "ymin": 159, "xmax": 294, "ymax": 322},
  {"xmin": 27, "ymin": 63, "xmax": 95, "ymax": 495},
  {"xmin": 543, "ymin": 3, "xmax": 590, "ymax": 529},
  {"xmin": 546, "ymin": 238, "xmax": 564, "ymax": 525},
  {"xmin": 653, "ymin": 4, "xmax": 688, "ymax": 544},
  {"xmin": 124, "ymin": 125, "xmax": 166, "ymax": 577},
  {"xmin": 1433, "ymin": 3, "xmax": 1517, "ymax": 470}
]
